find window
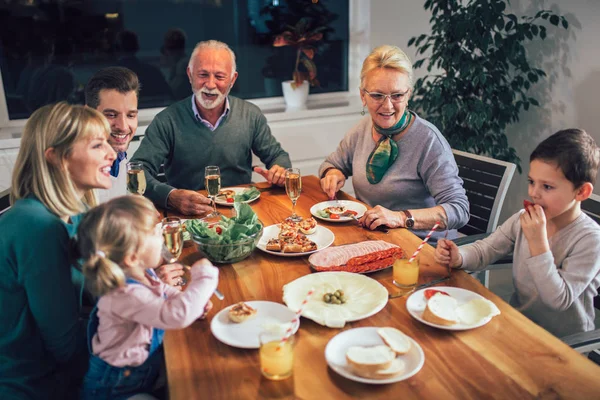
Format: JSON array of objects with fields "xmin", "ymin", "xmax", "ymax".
[{"xmin": 0, "ymin": 0, "xmax": 350, "ymax": 121}]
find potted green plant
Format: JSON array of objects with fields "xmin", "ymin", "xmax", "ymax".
[
  {"xmin": 272, "ymin": 17, "xmax": 325, "ymax": 108},
  {"xmin": 408, "ymin": 0, "xmax": 569, "ymax": 172}
]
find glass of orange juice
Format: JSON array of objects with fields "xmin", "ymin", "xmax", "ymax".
[
  {"xmin": 259, "ymin": 331, "xmax": 295, "ymax": 380},
  {"xmin": 393, "ymin": 257, "xmax": 420, "ymax": 289}
]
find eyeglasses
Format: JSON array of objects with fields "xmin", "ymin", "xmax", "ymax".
[{"xmin": 362, "ymin": 88, "xmax": 410, "ymax": 103}]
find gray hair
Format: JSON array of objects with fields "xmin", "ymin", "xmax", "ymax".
[
  {"xmin": 360, "ymin": 45, "xmax": 414, "ymax": 89},
  {"xmin": 188, "ymin": 40, "xmax": 237, "ymax": 77}
]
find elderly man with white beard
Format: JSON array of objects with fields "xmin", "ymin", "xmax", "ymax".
[{"xmin": 132, "ymin": 40, "xmax": 291, "ymax": 215}]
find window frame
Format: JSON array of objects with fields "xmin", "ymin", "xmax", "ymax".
[{"xmin": 0, "ymin": 0, "xmax": 369, "ymax": 136}]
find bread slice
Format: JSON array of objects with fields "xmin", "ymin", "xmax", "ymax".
[
  {"xmin": 422, "ymin": 292, "xmax": 458, "ymax": 326},
  {"xmin": 346, "ymin": 345, "xmax": 395, "ymax": 376},
  {"xmin": 377, "ymin": 327, "xmax": 411, "ymax": 355},
  {"xmin": 360, "ymin": 358, "xmax": 406, "ymax": 380}
]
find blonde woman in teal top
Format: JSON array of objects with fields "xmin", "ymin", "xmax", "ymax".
[{"xmin": 0, "ymin": 102, "xmax": 116, "ymax": 399}]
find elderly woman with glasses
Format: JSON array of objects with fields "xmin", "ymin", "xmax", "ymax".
[{"xmin": 319, "ymin": 45, "xmax": 469, "ymax": 240}]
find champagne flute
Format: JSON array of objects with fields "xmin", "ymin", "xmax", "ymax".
[
  {"xmin": 161, "ymin": 217, "xmax": 184, "ymax": 285},
  {"xmin": 205, "ymin": 166, "xmax": 221, "ymax": 218},
  {"xmin": 285, "ymin": 168, "xmax": 302, "ymax": 222},
  {"xmin": 126, "ymin": 161, "xmax": 146, "ymax": 195}
]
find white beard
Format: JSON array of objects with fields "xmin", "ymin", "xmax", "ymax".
[{"xmin": 194, "ymin": 86, "xmax": 229, "ymax": 110}]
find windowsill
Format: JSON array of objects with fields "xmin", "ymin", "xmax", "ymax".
[{"xmin": 0, "ymin": 91, "xmax": 362, "ymax": 145}]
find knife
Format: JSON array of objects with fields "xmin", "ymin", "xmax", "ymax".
[{"xmin": 214, "ymin": 289, "xmax": 225, "ymax": 300}]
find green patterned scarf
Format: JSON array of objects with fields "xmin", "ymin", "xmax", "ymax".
[{"xmin": 366, "ymin": 110, "xmax": 412, "ymax": 184}]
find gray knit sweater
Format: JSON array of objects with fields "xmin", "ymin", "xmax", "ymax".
[
  {"xmin": 319, "ymin": 113, "xmax": 469, "ymax": 240},
  {"xmin": 460, "ymin": 211, "xmax": 600, "ymax": 337},
  {"xmin": 132, "ymin": 96, "xmax": 291, "ymax": 207}
]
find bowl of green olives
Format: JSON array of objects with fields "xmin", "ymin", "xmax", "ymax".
[{"xmin": 323, "ymin": 289, "xmax": 347, "ymax": 305}]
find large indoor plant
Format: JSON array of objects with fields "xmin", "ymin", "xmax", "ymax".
[{"xmin": 408, "ymin": 0, "xmax": 569, "ymax": 172}]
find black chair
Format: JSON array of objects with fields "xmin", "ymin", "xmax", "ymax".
[
  {"xmin": 561, "ymin": 193, "xmax": 600, "ymax": 357},
  {"xmin": 0, "ymin": 188, "xmax": 10, "ymax": 216},
  {"xmin": 452, "ymin": 149, "xmax": 516, "ymax": 287}
]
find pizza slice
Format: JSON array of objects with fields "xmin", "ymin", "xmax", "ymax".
[
  {"xmin": 216, "ymin": 189, "xmax": 236, "ymax": 202},
  {"xmin": 266, "ymin": 238, "xmax": 282, "ymax": 252}
]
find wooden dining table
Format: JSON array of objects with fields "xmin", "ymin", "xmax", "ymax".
[{"xmin": 163, "ymin": 175, "xmax": 600, "ymax": 400}]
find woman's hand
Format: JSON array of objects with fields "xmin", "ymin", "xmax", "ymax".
[
  {"xmin": 434, "ymin": 239, "xmax": 463, "ymax": 269},
  {"xmin": 320, "ymin": 169, "xmax": 346, "ymax": 199},
  {"xmin": 520, "ymin": 204, "xmax": 550, "ymax": 256},
  {"xmin": 154, "ymin": 263, "xmax": 186, "ymax": 287},
  {"xmin": 360, "ymin": 205, "xmax": 403, "ymax": 230}
]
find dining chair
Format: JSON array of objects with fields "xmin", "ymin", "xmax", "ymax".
[
  {"xmin": 451, "ymin": 149, "xmax": 517, "ymax": 287},
  {"xmin": 0, "ymin": 187, "xmax": 10, "ymax": 216},
  {"xmin": 560, "ymin": 193, "xmax": 600, "ymax": 360}
]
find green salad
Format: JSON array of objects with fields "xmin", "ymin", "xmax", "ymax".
[
  {"xmin": 185, "ymin": 203, "xmax": 263, "ymax": 262},
  {"xmin": 233, "ymin": 186, "xmax": 260, "ymax": 202}
]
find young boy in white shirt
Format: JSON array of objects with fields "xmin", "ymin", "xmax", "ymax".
[{"xmin": 435, "ymin": 129, "xmax": 600, "ymax": 337}]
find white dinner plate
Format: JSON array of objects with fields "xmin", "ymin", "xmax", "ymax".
[
  {"xmin": 310, "ymin": 200, "xmax": 368, "ymax": 222},
  {"xmin": 282, "ymin": 272, "xmax": 388, "ymax": 328},
  {"xmin": 406, "ymin": 286, "xmax": 496, "ymax": 331},
  {"xmin": 325, "ymin": 327, "xmax": 425, "ymax": 384},
  {"xmin": 214, "ymin": 187, "xmax": 260, "ymax": 206},
  {"xmin": 256, "ymin": 224, "xmax": 335, "ymax": 257},
  {"xmin": 210, "ymin": 301, "xmax": 299, "ymax": 349}
]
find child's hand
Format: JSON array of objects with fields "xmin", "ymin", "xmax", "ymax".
[
  {"xmin": 198, "ymin": 300, "xmax": 213, "ymax": 320},
  {"xmin": 434, "ymin": 238, "xmax": 463, "ymax": 268},
  {"xmin": 520, "ymin": 205, "xmax": 550, "ymax": 256},
  {"xmin": 155, "ymin": 263, "xmax": 185, "ymax": 287}
]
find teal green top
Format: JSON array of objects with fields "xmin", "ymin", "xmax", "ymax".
[
  {"xmin": 132, "ymin": 95, "xmax": 291, "ymax": 207},
  {"xmin": 0, "ymin": 197, "xmax": 86, "ymax": 399}
]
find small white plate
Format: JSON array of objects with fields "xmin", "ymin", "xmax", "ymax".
[
  {"xmin": 310, "ymin": 200, "xmax": 368, "ymax": 222},
  {"xmin": 214, "ymin": 187, "xmax": 260, "ymax": 206},
  {"xmin": 406, "ymin": 286, "xmax": 494, "ymax": 331},
  {"xmin": 325, "ymin": 327, "xmax": 425, "ymax": 384},
  {"xmin": 210, "ymin": 301, "xmax": 299, "ymax": 349},
  {"xmin": 256, "ymin": 225, "xmax": 335, "ymax": 257}
]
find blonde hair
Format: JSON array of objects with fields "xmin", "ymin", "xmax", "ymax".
[
  {"xmin": 360, "ymin": 45, "xmax": 414, "ymax": 89},
  {"xmin": 11, "ymin": 102, "xmax": 110, "ymax": 217},
  {"xmin": 188, "ymin": 40, "xmax": 237, "ymax": 76},
  {"xmin": 78, "ymin": 196, "xmax": 159, "ymax": 297}
]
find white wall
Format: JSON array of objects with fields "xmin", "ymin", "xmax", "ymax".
[{"xmin": 370, "ymin": 0, "xmax": 600, "ymax": 224}]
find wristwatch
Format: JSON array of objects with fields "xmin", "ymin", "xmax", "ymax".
[{"xmin": 401, "ymin": 210, "xmax": 415, "ymax": 229}]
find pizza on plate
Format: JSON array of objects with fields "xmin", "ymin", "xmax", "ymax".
[
  {"xmin": 265, "ymin": 217, "xmax": 318, "ymax": 253},
  {"xmin": 216, "ymin": 189, "xmax": 236, "ymax": 202}
]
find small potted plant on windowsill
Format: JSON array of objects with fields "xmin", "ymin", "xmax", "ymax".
[{"xmin": 273, "ymin": 17, "xmax": 324, "ymax": 109}]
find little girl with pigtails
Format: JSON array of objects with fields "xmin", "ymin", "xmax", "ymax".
[{"xmin": 76, "ymin": 195, "xmax": 218, "ymax": 399}]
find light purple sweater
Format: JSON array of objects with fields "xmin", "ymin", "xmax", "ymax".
[
  {"xmin": 319, "ymin": 113, "xmax": 469, "ymax": 240},
  {"xmin": 460, "ymin": 211, "xmax": 600, "ymax": 337},
  {"xmin": 92, "ymin": 263, "xmax": 218, "ymax": 367}
]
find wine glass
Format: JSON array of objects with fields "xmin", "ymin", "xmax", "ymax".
[
  {"xmin": 126, "ymin": 161, "xmax": 146, "ymax": 195},
  {"xmin": 285, "ymin": 168, "xmax": 302, "ymax": 222},
  {"xmin": 205, "ymin": 165, "xmax": 221, "ymax": 218},
  {"xmin": 161, "ymin": 217, "xmax": 185, "ymax": 286}
]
